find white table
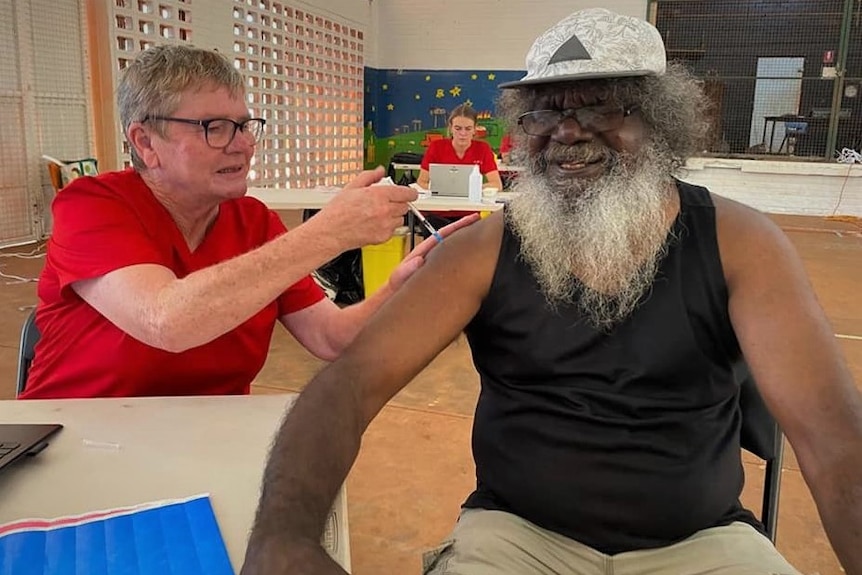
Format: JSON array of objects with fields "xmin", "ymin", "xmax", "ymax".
[
  {"xmin": 247, "ymin": 187, "xmax": 506, "ymax": 213},
  {"xmin": 0, "ymin": 394, "xmax": 351, "ymax": 573}
]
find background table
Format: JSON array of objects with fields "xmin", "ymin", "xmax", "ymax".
[
  {"xmin": 390, "ymin": 163, "xmax": 524, "ymax": 173},
  {"xmin": 249, "ymin": 187, "xmax": 507, "ymax": 252},
  {"xmin": 247, "ymin": 187, "xmax": 505, "ymax": 213},
  {"xmin": 0, "ymin": 394, "xmax": 351, "ymax": 573}
]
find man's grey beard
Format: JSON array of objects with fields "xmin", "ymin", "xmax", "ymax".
[{"xmin": 508, "ymin": 143, "xmax": 677, "ymax": 330}]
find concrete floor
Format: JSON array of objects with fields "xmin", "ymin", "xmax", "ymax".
[{"xmin": 1, "ymin": 211, "xmax": 860, "ymax": 575}]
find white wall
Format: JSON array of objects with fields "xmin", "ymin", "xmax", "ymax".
[
  {"xmin": 682, "ymin": 159, "xmax": 862, "ymax": 217},
  {"xmin": 374, "ymin": 0, "xmax": 649, "ymax": 70}
]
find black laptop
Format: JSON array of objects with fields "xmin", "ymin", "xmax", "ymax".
[{"xmin": 0, "ymin": 424, "xmax": 63, "ymax": 472}]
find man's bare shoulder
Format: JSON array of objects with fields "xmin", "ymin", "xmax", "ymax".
[
  {"xmin": 711, "ymin": 193, "xmax": 802, "ymax": 289},
  {"xmin": 711, "ymin": 192, "xmax": 774, "ymax": 228},
  {"xmin": 712, "ymin": 193, "xmax": 789, "ymax": 247}
]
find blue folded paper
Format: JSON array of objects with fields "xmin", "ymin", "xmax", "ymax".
[{"xmin": 0, "ymin": 494, "xmax": 233, "ymax": 575}]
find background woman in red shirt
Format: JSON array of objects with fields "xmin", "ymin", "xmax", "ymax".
[
  {"xmin": 414, "ymin": 105, "xmax": 502, "ymax": 230},
  {"xmin": 417, "ymin": 104, "xmax": 503, "ymax": 192}
]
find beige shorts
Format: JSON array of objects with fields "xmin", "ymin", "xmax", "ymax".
[{"xmin": 422, "ymin": 508, "xmax": 801, "ymax": 575}]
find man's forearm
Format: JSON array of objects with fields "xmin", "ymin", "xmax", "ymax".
[
  {"xmin": 242, "ymin": 368, "xmax": 363, "ymax": 574},
  {"xmin": 811, "ymin": 461, "xmax": 862, "ymax": 575}
]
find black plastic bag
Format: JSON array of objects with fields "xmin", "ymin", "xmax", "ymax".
[
  {"xmin": 314, "ymin": 249, "xmax": 364, "ymax": 305},
  {"xmin": 303, "ymin": 209, "xmax": 365, "ymax": 304}
]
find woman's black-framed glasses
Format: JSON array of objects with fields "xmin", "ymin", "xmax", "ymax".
[
  {"xmin": 143, "ymin": 116, "xmax": 266, "ymax": 148},
  {"xmin": 517, "ymin": 104, "xmax": 639, "ymax": 137}
]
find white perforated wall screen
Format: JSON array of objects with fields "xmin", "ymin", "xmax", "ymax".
[
  {"xmin": 105, "ymin": 0, "xmax": 196, "ymax": 168},
  {"xmin": 233, "ymin": 1, "xmax": 365, "ymax": 189}
]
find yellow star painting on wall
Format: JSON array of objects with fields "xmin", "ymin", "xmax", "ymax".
[{"xmin": 368, "ymin": 69, "xmax": 526, "ymax": 139}]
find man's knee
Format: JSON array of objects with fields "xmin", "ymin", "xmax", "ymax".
[
  {"xmin": 422, "ymin": 509, "xmax": 592, "ymax": 575},
  {"xmin": 423, "ymin": 510, "xmax": 537, "ymax": 574}
]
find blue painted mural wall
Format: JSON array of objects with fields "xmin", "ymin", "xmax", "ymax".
[{"xmin": 364, "ymin": 68, "xmax": 524, "ymax": 137}]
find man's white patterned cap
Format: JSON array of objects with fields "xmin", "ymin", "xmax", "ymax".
[{"xmin": 499, "ymin": 8, "xmax": 666, "ymax": 89}]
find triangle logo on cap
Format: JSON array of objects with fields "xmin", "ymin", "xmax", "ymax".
[{"xmin": 547, "ymin": 35, "xmax": 592, "ymax": 65}]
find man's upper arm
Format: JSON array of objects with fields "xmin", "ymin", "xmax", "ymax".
[
  {"xmin": 327, "ymin": 212, "xmax": 503, "ymax": 426},
  {"xmin": 717, "ymin": 197, "xmax": 860, "ymax": 466}
]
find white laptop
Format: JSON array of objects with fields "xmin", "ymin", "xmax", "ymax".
[{"xmin": 429, "ymin": 163, "xmax": 477, "ymax": 197}]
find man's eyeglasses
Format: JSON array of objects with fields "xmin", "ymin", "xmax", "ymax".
[
  {"xmin": 143, "ymin": 116, "xmax": 266, "ymax": 148},
  {"xmin": 517, "ymin": 104, "xmax": 639, "ymax": 137}
]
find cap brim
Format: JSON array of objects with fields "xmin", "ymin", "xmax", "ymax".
[{"xmin": 498, "ymin": 69, "xmax": 656, "ymax": 89}]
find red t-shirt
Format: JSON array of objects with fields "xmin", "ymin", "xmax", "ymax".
[
  {"xmin": 420, "ymin": 139, "xmax": 499, "ymax": 174},
  {"xmin": 22, "ymin": 169, "xmax": 325, "ymax": 399},
  {"xmin": 420, "ymin": 139, "xmax": 498, "ymax": 217}
]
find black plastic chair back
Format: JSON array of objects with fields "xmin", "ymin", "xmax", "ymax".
[
  {"xmin": 735, "ymin": 360, "xmax": 784, "ymax": 542},
  {"xmin": 16, "ymin": 310, "xmax": 40, "ymax": 396}
]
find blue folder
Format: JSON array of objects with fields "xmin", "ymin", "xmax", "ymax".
[{"xmin": 0, "ymin": 495, "xmax": 233, "ymax": 575}]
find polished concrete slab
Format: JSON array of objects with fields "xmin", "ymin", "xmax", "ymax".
[{"xmin": 1, "ymin": 212, "xmax": 860, "ymax": 575}]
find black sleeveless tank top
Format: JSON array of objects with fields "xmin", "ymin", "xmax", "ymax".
[{"xmin": 463, "ymin": 181, "xmax": 758, "ymax": 554}]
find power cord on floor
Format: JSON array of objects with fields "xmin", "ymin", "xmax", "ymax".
[
  {"xmin": 0, "ymin": 268, "xmax": 38, "ymax": 284},
  {"xmin": 0, "ymin": 241, "xmax": 45, "ymax": 284},
  {"xmin": 829, "ymin": 148, "xmax": 862, "ymax": 219},
  {"xmin": 0, "ymin": 244, "xmax": 46, "ymax": 259}
]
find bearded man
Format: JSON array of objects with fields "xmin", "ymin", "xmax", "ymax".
[{"xmin": 242, "ymin": 8, "xmax": 862, "ymax": 575}]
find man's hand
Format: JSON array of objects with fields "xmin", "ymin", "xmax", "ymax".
[
  {"xmin": 311, "ymin": 166, "xmax": 417, "ymax": 250},
  {"xmin": 387, "ymin": 213, "xmax": 481, "ymax": 291}
]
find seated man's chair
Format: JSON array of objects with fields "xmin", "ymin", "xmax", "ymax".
[
  {"xmin": 736, "ymin": 360, "xmax": 785, "ymax": 542},
  {"xmin": 16, "ymin": 310, "xmax": 40, "ymax": 396}
]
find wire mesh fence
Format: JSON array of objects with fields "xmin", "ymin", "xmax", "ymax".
[{"xmin": 651, "ymin": 0, "xmax": 862, "ymax": 160}]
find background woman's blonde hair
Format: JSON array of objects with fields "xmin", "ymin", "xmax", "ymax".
[
  {"xmin": 448, "ymin": 103, "xmax": 479, "ymax": 125},
  {"xmin": 118, "ymin": 45, "xmax": 245, "ymax": 170}
]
